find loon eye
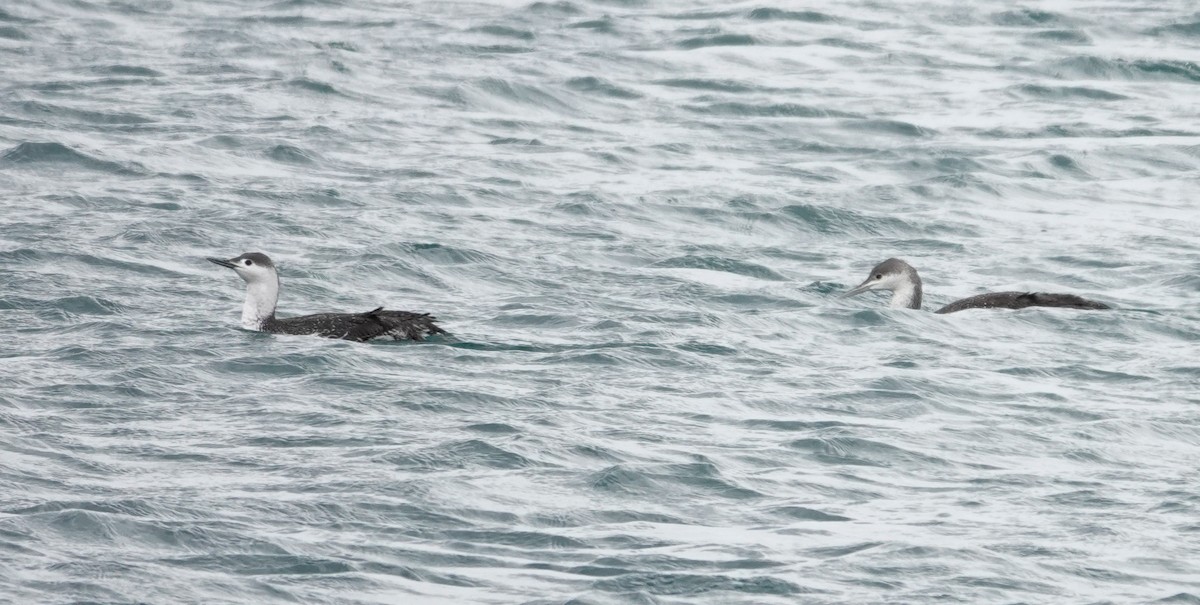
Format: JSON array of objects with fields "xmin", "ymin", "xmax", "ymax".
[
  {"xmin": 244, "ymin": 259, "xmax": 253, "ymax": 266},
  {"xmin": 874, "ymin": 273, "xmax": 882, "ymax": 279}
]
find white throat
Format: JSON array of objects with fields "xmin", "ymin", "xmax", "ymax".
[
  {"xmin": 241, "ymin": 277, "xmax": 278, "ymax": 330},
  {"xmin": 888, "ymin": 272, "xmax": 921, "ymax": 312},
  {"xmin": 889, "ymin": 281, "xmax": 919, "ymax": 309}
]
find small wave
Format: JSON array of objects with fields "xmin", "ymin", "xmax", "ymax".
[
  {"xmin": 677, "ymin": 34, "xmax": 757, "ymax": 50},
  {"xmin": 594, "ymin": 572, "xmax": 804, "ymax": 596},
  {"xmin": 687, "ymin": 102, "xmax": 855, "ymax": 118},
  {"xmin": 991, "ymin": 9, "xmax": 1067, "ymax": 26},
  {"xmin": 980, "ymin": 123, "xmax": 1192, "ymax": 138},
  {"xmin": 238, "ymin": 14, "xmax": 311, "ymax": 25},
  {"xmin": 210, "ymin": 355, "xmax": 322, "ymax": 376},
  {"xmin": 743, "ymin": 418, "xmax": 853, "ymax": 431},
  {"xmin": 566, "ymin": 76, "xmax": 641, "ymax": 99},
  {"xmin": 662, "ymin": 10, "xmax": 740, "ymax": 21},
  {"xmin": 1046, "ymin": 255, "xmax": 1133, "ymax": 270},
  {"xmin": 675, "ymin": 341, "xmax": 738, "ymax": 355},
  {"xmin": 806, "ymin": 542, "xmax": 886, "ymax": 561},
  {"xmin": 655, "ymin": 78, "xmax": 758, "ymax": 92},
  {"xmin": 265, "ymin": 144, "xmax": 318, "ymax": 164},
  {"xmin": 286, "ymin": 77, "xmax": 340, "ymax": 95},
  {"xmin": 778, "ymin": 203, "xmax": 912, "ymax": 235},
  {"xmin": 488, "ymin": 137, "xmax": 542, "ymax": 145},
  {"xmin": 748, "ymin": 8, "xmax": 835, "ymax": 22},
  {"xmin": 166, "ymin": 553, "xmax": 354, "ymax": 575},
  {"xmin": 567, "ymin": 18, "xmax": 615, "ymax": 32},
  {"xmin": 469, "ymin": 25, "xmax": 534, "ymax": 40},
  {"xmin": 0, "ymin": 142, "xmax": 142, "ymax": 174},
  {"xmin": 1155, "ymin": 593, "xmax": 1200, "ymax": 604},
  {"xmin": 0, "ymin": 25, "xmax": 29, "ymax": 40},
  {"xmin": 650, "ymin": 256, "xmax": 787, "ymax": 281},
  {"xmin": 1029, "ymin": 29, "xmax": 1091, "ymax": 44},
  {"xmin": 461, "ymin": 44, "xmax": 532, "ymax": 54},
  {"xmin": 551, "ymin": 191, "xmax": 619, "ymax": 217},
  {"xmin": 591, "ymin": 461, "xmax": 761, "ymax": 499},
  {"xmin": 1051, "ymin": 56, "xmax": 1200, "ymax": 82},
  {"xmin": 387, "ymin": 439, "xmax": 535, "ymax": 470},
  {"xmin": 19, "ymin": 101, "xmax": 154, "ymax": 125},
  {"xmin": 525, "ymin": 1, "xmax": 581, "ymax": 16},
  {"xmin": 909, "ymin": 173, "xmax": 1001, "ymax": 198},
  {"xmin": 815, "ymin": 37, "xmax": 878, "ymax": 50},
  {"xmin": 1047, "ymin": 153, "xmax": 1087, "ymax": 174},
  {"xmin": 494, "ymin": 313, "xmax": 581, "ymax": 328},
  {"xmin": 0, "ymin": 114, "xmax": 38, "ymax": 129},
  {"xmin": 91, "ymin": 64, "xmax": 163, "ymax": 77},
  {"xmin": 445, "ymin": 528, "xmax": 585, "ymax": 549},
  {"xmin": 1148, "ymin": 21, "xmax": 1200, "ymax": 37},
  {"xmin": 463, "ymin": 77, "xmax": 577, "ymax": 114},
  {"xmin": 267, "ymin": 0, "xmax": 348, "ymax": 7},
  {"xmin": 464, "ymin": 422, "xmax": 520, "ymax": 434},
  {"xmin": 0, "ymin": 8, "xmax": 32, "ymax": 22},
  {"xmin": 196, "ymin": 134, "xmax": 245, "ymax": 149},
  {"xmin": 46, "ymin": 295, "xmax": 124, "ymax": 316},
  {"xmin": 1010, "ymin": 84, "xmax": 1127, "ymax": 100},
  {"xmin": 231, "ymin": 187, "xmax": 360, "ymax": 208},
  {"xmin": 400, "ymin": 242, "xmax": 504, "ymax": 265},
  {"xmin": 787, "ymin": 436, "xmax": 951, "ymax": 468},
  {"xmin": 1001, "ymin": 365, "xmax": 1153, "ymax": 382},
  {"xmin": 842, "ymin": 118, "xmax": 933, "ymax": 137},
  {"xmin": 587, "ymin": 465, "xmax": 657, "ymax": 493},
  {"xmin": 770, "ymin": 505, "xmax": 851, "ymax": 521}
]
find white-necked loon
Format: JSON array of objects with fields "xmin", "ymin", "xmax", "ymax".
[
  {"xmin": 843, "ymin": 258, "xmax": 1111, "ymax": 313},
  {"xmin": 207, "ymin": 252, "xmax": 446, "ymax": 341}
]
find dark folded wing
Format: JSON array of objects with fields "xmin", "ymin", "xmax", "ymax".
[
  {"xmin": 269, "ymin": 308, "xmax": 446, "ymax": 341},
  {"xmin": 935, "ymin": 291, "xmax": 1111, "ymax": 314},
  {"xmin": 368, "ymin": 308, "xmax": 448, "ymax": 341}
]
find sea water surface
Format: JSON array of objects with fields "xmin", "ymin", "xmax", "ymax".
[{"xmin": 2, "ymin": 1, "xmax": 1199, "ymax": 603}]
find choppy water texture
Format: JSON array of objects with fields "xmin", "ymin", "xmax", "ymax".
[{"xmin": 2, "ymin": 0, "xmax": 1199, "ymax": 603}]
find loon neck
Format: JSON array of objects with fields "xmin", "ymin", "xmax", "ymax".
[
  {"xmin": 241, "ymin": 277, "xmax": 279, "ymax": 330},
  {"xmin": 889, "ymin": 271, "xmax": 923, "ymax": 310}
]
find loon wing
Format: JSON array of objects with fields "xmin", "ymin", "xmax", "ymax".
[
  {"xmin": 934, "ymin": 292, "xmax": 1110, "ymax": 314},
  {"xmin": 361, "ymin": 307, "xmax": 448, "ymax": 341},
  {"xmin": 271, "ymin": 308, "xmax": 446, "ymax": 341}
]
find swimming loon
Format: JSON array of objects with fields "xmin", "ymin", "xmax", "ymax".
[
  {"xmin": 207, "ymin": 252, "xmax": 446, "ymax": 341},
  {"xmin": 843, "ymin": 258, "xmax": 1110, "ymax": 313}
]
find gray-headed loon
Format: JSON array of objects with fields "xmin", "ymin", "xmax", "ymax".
[
  {"xmin": 207, "ymin": 252, "xmax": 446, "ymax": 341},
  {"xmin": 843, "ymin": 258, "xmax": 1110, "ymax": 314}
]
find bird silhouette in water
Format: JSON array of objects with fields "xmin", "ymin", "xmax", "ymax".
[
  {"xmin": 842, "ymin": 258, "xmax": 1110, "ymax": 313},
  {"xmin": 207, "ymin": 252, "xmax": 446, "ymax": 341}
]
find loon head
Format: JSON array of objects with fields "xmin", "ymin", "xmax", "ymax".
[
  {"xmin": 842, "ymin": 258, "xmax": 923, "ymax": 310},
  {"xmin": 207, "ymin": 252, "xmax": 280, "ymax": 330},
  {"xmin": 206, "ymin": 252, "xmax": 277, "ymax": 284}
]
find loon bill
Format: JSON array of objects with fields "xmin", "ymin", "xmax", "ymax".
[
  {"xmin": 842, "ymin": 258, "xmax": 1111, "ymax": 314},
  {"xmin": 206, "ymin": 252, "xmax": 446, "ymax": 341}
]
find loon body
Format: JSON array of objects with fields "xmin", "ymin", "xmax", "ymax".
[
  {"xmin": 842, "ymin": 258, "xmax": 1110, "ymax": 314},
  {"xmin": 207, "ymin": 252, "xmax": 446, "ymax": 341}
]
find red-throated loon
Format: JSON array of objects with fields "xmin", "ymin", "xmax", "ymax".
[
  {"xmin": 842, "ymin": 258, "xmax": 1111, "ymax": 313},
  {"xmin": 206, "ymin": 252, "xmax": 446, "ymax": 341}
]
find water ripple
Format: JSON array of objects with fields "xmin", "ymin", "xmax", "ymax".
[{"xmin": 2, "ymin": 0, "xmax": 1198, "ymax": 603}]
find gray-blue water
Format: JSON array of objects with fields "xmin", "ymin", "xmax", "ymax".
[{"xmin": 2, "ymin": 1, "xmax": 1199, "ymax": 603}]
